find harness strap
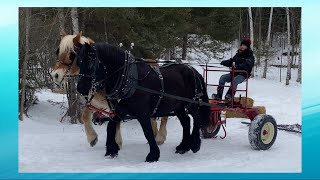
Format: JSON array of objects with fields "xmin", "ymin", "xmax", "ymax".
[
  {"xmin": 105, "ymin": 51, "xmax": 137, "ymax": 100},
  {"xmin": 151, "ymin": 66, "xmax": 164, "ymax": 116},
  {"xmin": 187, "ymin": 65, "xmax": 203, "ymax": 104},
  {"xmin": 133, "ymin": 84, "xmax": 214, "ymax": 108},
  {"xmin": 87, "ymin": 92, "xmax": 95, "ymax": 104}
]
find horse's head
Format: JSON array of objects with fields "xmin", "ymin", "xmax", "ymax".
[
  {"xmin": 50, "ymin": 31, "xmax": 94, "ymax": 87},
  {"xmin": 75, "ymin": 40, "xmax": 127, "ymax": 97},
  {"xmin": 74, "ymin": 41, "xmax": 98, "ymax": 96}
]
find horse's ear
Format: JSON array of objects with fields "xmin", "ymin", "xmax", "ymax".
[
  {"xmin": 60, "ymin": 30, "xmax": 67, "ymax": 39},
  {"xmin": 73, "ymin": 31, "xmax": 82, "ymax": 46}
]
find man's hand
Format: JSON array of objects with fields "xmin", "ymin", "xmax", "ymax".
[{"xmin": 220, "ymin": 60, "xmax": 227, "ymax": 66}]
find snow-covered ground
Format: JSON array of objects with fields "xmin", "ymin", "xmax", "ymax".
[{"xmin": 19, "ymin": 65, "xmax": 301, "ymax": 172}]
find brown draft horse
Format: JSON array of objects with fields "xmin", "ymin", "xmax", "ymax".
[{"xmin": 51, "ymin": 32, "xmax": 168, "ymax": 148}]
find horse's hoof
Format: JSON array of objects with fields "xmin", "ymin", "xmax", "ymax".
[
  {"xmin": 145, "ymin": 157, "xmax": 159, "ymax": 163},
  {"xmin": 191, "ymin": 141, "xmax": 201, "ymax": 153},
  {"xmin": 155, "ymin": 135, "xmax": 166, "ymax": 145},
  {"xmin": 176, "ymin": 142, "xmax": 190, "ymax": 153},
  {"xmin": 156, "ymin": 141, "xmax": 164, "ymax": 145},
  {"xmin": 191, "ymin": 146, "xmax": 200, "ymax": 153},
  {"xmin": 117, "ymin": 142, "xmax": 123, "ymax": 150},
  {"xmin": 90, "ymin": 136, "xmax": 98, "ymax": 147},
  {"xmin": 105, "ymin": 146, "xmax": 119, "ymax": 158},
  {"xmin": 175, "ymin": 149, "xmax": 189, "ymax": 154},
  {"xmin": 145, "ymin": 152, "xmax": 159, "ymax": 162},
  {"xmin": 105, "ymin": 152, "xmax": 118, "ymax": 158}
]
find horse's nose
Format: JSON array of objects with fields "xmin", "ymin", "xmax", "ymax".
[{"xmin": 54, "ymin": 73, "xmax": 59, "ymax": 79}]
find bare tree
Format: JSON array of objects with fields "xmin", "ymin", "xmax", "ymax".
[
  {"xmin": 182, "ymin": 35, "xmax": 188, "ymax": 61},
  {"xmin": 262, "ymin": 8, "xmax": 273, "ymax": 79},
  {"xmin": 58, "ymin": 8, "xmax": 66, "ymax": 36},
  {"xmin": 256, "ymin": 8, "xmax": 262, "ymax": 66},
  {"xmin": 289, "ymin": 9, "xmax": 296, "ymax": 81},
  {"xmin": 248, "ymin": 8, "xmax": 254, "ymax": 49},
  {"xmin": 296, "ymin": 35, "xmax": 301, "ymax": 83},
  {"xmin": 103, "ymin": 16, "xmax": 109, "ymax": 43},
  {"xmin": 67, "ymin": 7, "xmax": 81, "ymax": 124},
  {"xmin": 248, "ymin": 7, "xmax": 254, "ymax": 77},
  {"xmin": 238, "ymin": 9, "xmax": 242, "ymax": 44},
  {"xmin": 290, "ymin": 9, "xmax": 297, "ymax": 67},
  {"xmin": 285, "ymin": 7, "xmax": 292, "ymax": 85},
  {"xmin": 70, "ymin": 8, "xmax": 79, "ymax": 34},
  {"xmin": 19, "ymin": 8, "xmax": 31, "ymax": 121}
]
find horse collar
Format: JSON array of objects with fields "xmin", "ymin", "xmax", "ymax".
[{"xmin": 105, "ymin": 51, "xmax": 138, "ymax": 100}]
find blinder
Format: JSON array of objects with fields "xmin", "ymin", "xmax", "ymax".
[{"xmin": 70, "ymin": 51, "xmax": 77, "ymax": 64}]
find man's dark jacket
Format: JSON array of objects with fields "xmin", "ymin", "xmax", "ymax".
[{"xmin": 221, "ymin": 49, "xmax": 255, "ymax": 77}]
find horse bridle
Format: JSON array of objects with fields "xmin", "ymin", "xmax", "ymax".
[
  {"xmin": 54, "ymin": 50, "xmax": 78, "ymax": 87},
  {"xmin": 77, "ymin": 44, "xmax": 108, "ymax": 104}
]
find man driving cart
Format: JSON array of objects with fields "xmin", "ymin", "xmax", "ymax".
[{"xmin": 212, "ymin": 38, "xmax": 255, "ymax": 102}]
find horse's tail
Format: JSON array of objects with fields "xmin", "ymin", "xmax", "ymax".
[{"xmin": 192, "ymin": 67, "xmax": 211, "ymax": 128}]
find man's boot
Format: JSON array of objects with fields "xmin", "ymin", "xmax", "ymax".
[
  {"xmin": 212, "ymin": 86, "xmax": 224, "ymax": 100},
  {"xmin": 225, "ymin": 88, "xmax": 235, "ymax": 103}
]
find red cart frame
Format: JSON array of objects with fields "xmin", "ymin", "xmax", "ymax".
[{"xmin": 201, "ymin": 63, "xmax": 260, "ymax": 139}]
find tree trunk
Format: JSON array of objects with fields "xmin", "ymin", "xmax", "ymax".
[
  {"xmin": 289, "ymin": 9, "xmax": 296, "ymax": 80},
  {"xmin": 104, "ymin": 17, "xmax": 108, "ymax": 43},
  {"xmin": 170, "ymin": 46, "xmax": 176, "ymax": 60},
  {"xmin": 248, "ymin": 7, "xmax": 254, "ymax": 50},
  {"xmin": 285, "ymin": 7, "xmax": 292, "ymax": 85},
  {"xmin": 19, "ymin": 8, "xmax": 31, "ymax": 121},
  {"xmin": 182, "ymin": 34, "xmax": 188, "ymax": 61},
  {"xmin": 239, "ymin": 8, "xmax": 242, "ymax": 42},
  {"xmin": 296, "ymin": 34, "xmax": 301, "ymax": 83},
  {"xmin": 68, "ymin": 7, "xmax": 81, "ymax": 124},
  {"xmin": 263, "ymin": 8, "xmax": 273, "ymax": 79},
  {"xmin": 70, "ymin": 8, "xmax": 79, "ymax": 34},
  {"xmin": 81, "ymin": 9, "xmax": 86, "ymax": 34},
  {"xmin": 66, "ymin": 78, "xmax": 79, "ymax": 124},
  {"xmin": 257, "ymin": 8, "xmax": 262, "ymax": 66},
  {"xmin": 166, "ymin": 48, "xmax": 170, "ymax": 60},
  {"xmin": 58, "ymin": 8, "xmax": 65, "ymax": 36},
  {"xmin": 248, "ymin": 7, "xmax": 254, "ymax": 77}
]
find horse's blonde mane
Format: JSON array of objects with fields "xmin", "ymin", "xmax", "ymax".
[{"xmin": 59, "ymin": 35, "xmax": 91, "ymax": 55}]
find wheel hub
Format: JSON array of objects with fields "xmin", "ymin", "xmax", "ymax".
[{"xmin": 261, "ymin": 122, "xmax": 275, "ymax": 144}]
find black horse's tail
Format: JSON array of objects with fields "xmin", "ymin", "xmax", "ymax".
[{"xmin": 191, "ymin": 67, "xmax": 211, "ymax": 128}]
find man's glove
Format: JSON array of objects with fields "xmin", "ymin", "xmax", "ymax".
[{"xmin": 220, "ymin": 60, "xmax": 227, "ymax": 66}]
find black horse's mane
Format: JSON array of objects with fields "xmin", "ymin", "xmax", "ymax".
[{"xmin": 95, "ymin": 42, "xmax": 126, "ymax": 67}]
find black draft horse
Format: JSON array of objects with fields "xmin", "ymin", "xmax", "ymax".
[{"xmin": 74, "ymin": 37, "xmax": 210, "ymax": 162}]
